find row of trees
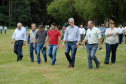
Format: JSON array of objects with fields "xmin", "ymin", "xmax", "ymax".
[
  {"xmin": 47, "ymin": 0, "xmax": 126, "ymax": 26},
  {"xmin": 0, "ymin": 0, "xmax": 126, "ymax": 27}
]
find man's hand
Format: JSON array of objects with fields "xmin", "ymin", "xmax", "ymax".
[
  {"xmin": 99, "ymin": 44, "xmax": 102, "ymax": 50},
  {"xmin": 75, "ymin": 42, "xmax": 79, "ymax": 48},
  {"xmin": 81, "ymin": 42, "xmax": 84, "ymax": 46},
  {"xmin": 57, "ymin": 45, "xmax": 59, "ymax": 49},
  {"xmin": 23, "ymin": 42, "xmax": 26, "ymax": 46},
  {"xmin": 44, "ymin": 43, "xmax": 46, "ymax": 47},
  {"xmin": 33, "ymin": 44, "xmax": 35, "ymax": 48},
  {"xmin": 27, "ymin": 44, "xmax": 29, "ymax": 47},
  {"xmin": 62, "ymin": 43, "xmax": 65, "ymax": 48},
  {"xmin": 11, "ymin": 39, "xmax": 13, "ymax": 44}
]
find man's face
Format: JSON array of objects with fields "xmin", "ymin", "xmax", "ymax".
[
  {"xmin": 120, "ymin": 26, "xmax": 122, "ymax": 28},
  {"xmin": 69, "ymin": 21, "xmax": 74, "ymax": 26},
  {"xmin": 39, "ymin": 28, "xmax": 43, "ymax": 32},
  {"xmin": 51, "ymin": 25, "xmax": 56, "ymax": 30},
  {"xmin": 31, "ymin": 25, "xmax": 36, "ymax": 31},
  {"xmin": 88, "ymin": 22, "xmax": 93, "ymax": 29},
  {"xmin": 80, "ymin": 25, "xmax": 83, "ymax": 28},
  {"xmin": 102, "ymin": 25, "xmax": 104, "ymax": 28},
  {"xmin": 17, "ymin": 24, "xmax": 22, "ymax": 29}
]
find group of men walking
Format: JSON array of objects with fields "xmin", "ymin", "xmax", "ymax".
[
  {"xmin": 0, "ymin": 25, "xmax": 7, "ymax": 34},
  {"xmin": 11, "ymin": 18, "xmax": 124, "ymax": 69}
]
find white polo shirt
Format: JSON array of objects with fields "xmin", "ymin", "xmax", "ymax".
[
  {"xmin": 79, "ymin": 28, "xmax": 85, "ymax": 34},
  {"xmin": 118, "ymin": 27, "xmax": 124, "ymax": 34}
]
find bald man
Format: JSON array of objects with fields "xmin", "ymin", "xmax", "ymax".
[
  {"xmin": 11, "ymin": 23, "xmax": 26, "ymax": 61},
  {"xmin": 82, "ymin": 21, "xmax": 102, "ymax": 69}
]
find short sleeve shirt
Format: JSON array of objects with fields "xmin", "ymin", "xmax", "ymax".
[
  {"xmin": 47, "ymin": 29, "xmax": 61, "ymax": 45},
  {"xmin": 35, "ymin": 30, "xmax": 47, "ymax": 45}
]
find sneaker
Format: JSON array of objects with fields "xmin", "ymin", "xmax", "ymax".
[{"xmin": 96, "ymin": 63, "xmax": 100, "ymax": 69}]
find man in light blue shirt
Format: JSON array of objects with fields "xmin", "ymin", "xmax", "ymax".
[
  {"xmin": 11, "ymin": 23, "xmax": 26, "ymax": 61},
  {"xmin": 4, "ymin": 25, "xmax": 7, "ymax": 34},
  {"xmin": 100, "ymin": 24, "xmax": 106, "ymax": 43},
  {"xmin": 62, "ymin": 18, "xmax": 80, "ymax": 68},
  {"xmin": 0, "ymin": 25, "xmax": 3, "ymax": 34}
]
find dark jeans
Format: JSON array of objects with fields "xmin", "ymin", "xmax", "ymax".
[
  {"xmin": 14, "ymin": 40, "xmax": 23, "ymax": 61},
  {"xmin": 37, "ymin": 44, "xmax": 47, "ymax": 64},
  {"xmin": 105, "ymin": 43, "xmax": 118, "ymax": 63},
  {"xmin": 1, "ymin": 29, "xmax": 2, "ymax": 34},
  {"xmin": 86, "ymin": 43, "xmax": 100, "ymax": 69},
  {"xmin": 29, "ymin": 43, "xmax": 37, "ymax": 62},
  {"xmin": 48, "ymin": 44, "xmax": 57, "ymax": 65},
  {"xmin": 118, "ymin": 34, "xmax": 123, "ymax": 44},
  {"xmin": 65, "ymin": 41, "xmax": 77, "ymax": 67}
]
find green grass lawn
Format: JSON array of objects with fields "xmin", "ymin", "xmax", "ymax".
[{"xmin": 0, "ymin": 29, "xmax": 126, "ymax": 84}]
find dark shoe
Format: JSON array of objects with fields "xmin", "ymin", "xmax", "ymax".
[
  {"xmin": 104, "ymin": 62, "xmax": 109, "ymax": 64},
  {"xmin": 96, "ymin": 63, "xmax": 100, "ymax": 69}
]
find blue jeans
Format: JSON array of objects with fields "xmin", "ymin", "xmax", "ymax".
[
  {"xmin": 1, "ymin": 29, "xmax": 2, "ymax": 34},
  {"xmin": 4, "ymin": 30, "xmax": 6, "ymax": 34},
  {"xmin": 48, "ymin": 44, "xmax": 57, "ymax": 65},
  {"xmin": 29, "ymin": 43, "xmax": 37, "ymax": 62},
  {"xmin": 101, "ymin": 35, "xmax": 105, "ymax": 43},
  {"xmin": 65, "ymin": 41, "xmax": 77, "ymax": 67},
  {"xmin": 86, "ymin": 44, "xmax": 100, "ymax": 69},
  {"xmin": 37, "ymin": 44, "xmax": 47, "ymax": 64},
  {"xmin": 14, "ymin": 40, "xmax": 23, "ymax": 61},
  {"xmin": 105, "ymin": 43, "xmax": 118, "ymax": 63}
]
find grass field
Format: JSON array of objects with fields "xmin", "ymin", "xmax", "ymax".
[{"xmin": 0, "ymin": 29, "xmax": 126, "ymax": 84}]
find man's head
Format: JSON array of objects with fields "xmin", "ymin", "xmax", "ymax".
[
  {"xmin": 17, "ymin": 23, "xmax": 22, "ymax": 30},
  {"xmin": 51, "ymin": 22, "xmax": 56, "ymax": 30},
  {"xmin": 119, "ymin": 25, "xmax": 122, "ymax": 28},
  {"xmin": 31, "ymin": 23, "xmax": 36, "ymax": 31},
  {"xmin": 68, "ymin": 18, "xmax": 74, "ymax": 27},
  {"xmin": 102, "ymin": 24, "xmax": 104, "ymax": 28},
  {"xmin": 80, "ymin": 25, "xmax": 83, "ymax": 28},
  {"xmin": 88, "ymin": 21, "xmax": 94, "ymax": 29},
  {"xmin": 109, "ymin": 21, "xmax": 115, "ymax": 28},
  {"xmin": 62, "ymin": 26, "xmax": 66, "ymax": 30},
  {"xmin": 38, "ymin": 25, "xmax": 43, "ymax": 32}
]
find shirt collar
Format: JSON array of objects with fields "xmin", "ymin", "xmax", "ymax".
[
  {"xmin": 69, "ymin": 25, "xmax": 75, "ymax": 28},
  {"xmin": 32, "ymin": 29, "xmax": 36, "ymax": 32},
  {"xmin": 89, "ymin": 26, "xmax": 95, "ymax": 30}
]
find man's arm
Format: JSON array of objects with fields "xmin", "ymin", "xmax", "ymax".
[
  {"xmin": 44, "ymin": 35, "xmax": 49, "ymax": 47},
  {"xmin": 33, "ymin": 39, "xmax": 37, "ymax": 48},
  {"xmin": 99, "ymin": 38, "xmax": 102, "ymax": 50},
  {"xmin": 81, "ymin": 39, "xmax": 87, "ymax": 46},
  {"xmin": 11, "ymin": 30, "xmax": 15, "ymax": 44},
  {"xmin": 62, "ymin": 29, "xmax": 67, "ymax": 47},
  {"xmin": 27, "ymin": 33, "xmax": 30, "ymax": 46},
  {"xmin": 23, "ymin": 31, "xmax": 26, "ymax": 46},
  {"xmin": 57, "ymin": 36, "xmax": 61, "ymax": 49}
]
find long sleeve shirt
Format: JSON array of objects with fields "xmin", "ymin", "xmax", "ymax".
[
  {"xmin": 63, "ymin": 25, "xmax": 80, "ymax": 41},
  {"xmin": 12, "ymin": 28, "xmax": 26, "ymax": 41},
  {"xmin": 85, "ymin": 26, "xmax": 101, "ymax": 44}
]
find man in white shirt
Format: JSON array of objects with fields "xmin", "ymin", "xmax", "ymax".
[
  {"xmin": 0, "ymin": 25, "xmax": 3, "ymax": 34},
  {"xmin": 118, "ymin": 25, "xmax": 125, "ymax": 44},
  {"xmin": 4, "ymin": 25, "xmax": 7, "ymax": 34},
  {"xmin": 82, "ymin": 21, "xmax": 102, "ymax": 69},
  {"xmin": 79, "ymin": 25, "xmax": 85, "ymax": 45},
  {"xmin": 11, "ymin": 23, "xmax": 26, "ymax": 61}
]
